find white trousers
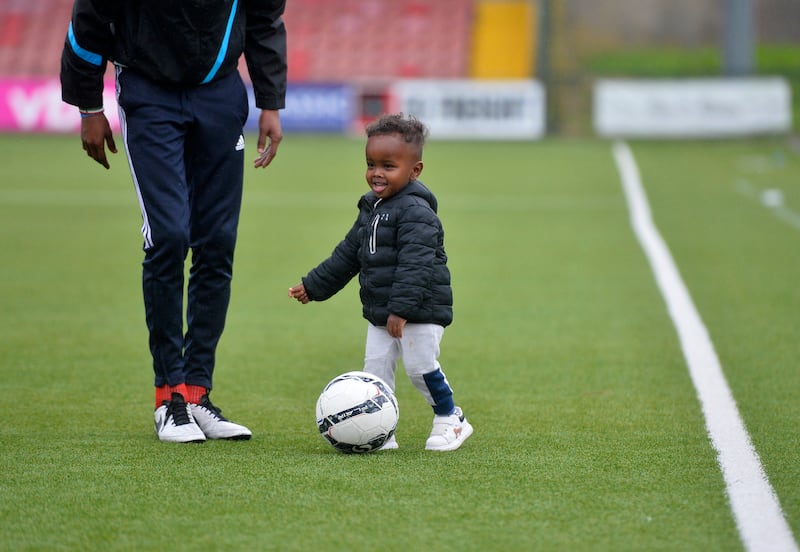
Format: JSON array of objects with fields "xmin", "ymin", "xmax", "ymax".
[{"xmin": 363, "ymin": 322, "xmax": 452, "ymax": 408}]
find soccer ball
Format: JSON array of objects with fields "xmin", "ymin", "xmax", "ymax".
[{"xmin": 316, "ymin": 371, "xmax": 399, "ymax": 453}]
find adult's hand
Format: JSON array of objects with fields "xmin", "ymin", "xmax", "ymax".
[
  {"xmin": 253, "ymin": 109, "xmax": 283, "ymax": 169},
  {"xmin": 80, "ymin": 113, "xmax": 117, "ymax": 170}
]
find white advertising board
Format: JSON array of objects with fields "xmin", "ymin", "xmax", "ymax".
[
  {"xmin": 389, "ymin": 79, "xmax": 545, "ymax": 140},
  {"xmin": 594, "ymin": 77, "xmax": 792, "ymax": 138}
]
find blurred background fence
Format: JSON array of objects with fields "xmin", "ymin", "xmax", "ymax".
[{"xmin": 0, "ymin": 0, "xmax": 797, "ymax": 137}]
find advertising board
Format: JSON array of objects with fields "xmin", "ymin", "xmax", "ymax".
[
  {"xmin": 594, "ymin": 78, "xmax": 792, "ymax": 138},
  {"xmin": 389, "ymin": 79, "xmax": 545, "ymax": 140}
]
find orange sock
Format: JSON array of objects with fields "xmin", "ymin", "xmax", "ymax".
[
  {"xmin": 155, "ymin": 383, "xmax": 189, "ymax": 408},
  {"xmin": 155, "ymin": 385, "xmax": 171, "ymax": 408},
  {"xmin": 170, "ymin": 383, "xmax": 188, "ymax": 400},
  {"xmin": 184, "ymin": 384, "xmax": 207, "ymax": 404}
]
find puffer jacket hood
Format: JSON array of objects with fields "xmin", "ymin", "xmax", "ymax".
[{"xmin": 361, "ymin": 178, "xmax": 439, "ymax": 212}]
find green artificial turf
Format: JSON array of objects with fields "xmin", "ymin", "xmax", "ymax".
[{"xmin": 0, "ymin": 134, "xmax": 797, "ymax": 551}]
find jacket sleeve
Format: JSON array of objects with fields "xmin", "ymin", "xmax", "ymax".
[
  {"xmin": 302, "ymin": 220, "xmax": 361, "ymax": 302},
  {"xmin": 60, "ymin": 0, "xmax": 118, "ymax": 109},
  {"xmin": 242, "ymin": 0, "xmax": 287, "ymax": 110},
  {"xmin": 388, "ymin": 204, "xmax": 438, "ymax": 319}
]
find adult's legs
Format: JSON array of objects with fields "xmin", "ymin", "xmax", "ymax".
[
  {"xmin": 117, "ymin": 68, "xmax": 192, "ymax": 389},
  {"xmin": 182, "ymin": 71, "xmax": 249, "ymax": 391}
]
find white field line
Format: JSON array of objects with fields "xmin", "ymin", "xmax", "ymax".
[
  {"xmin": 612, "ymin": 141, "xmax": 798, "ymax": 552},
  {"xmin": 736, "ymin": 179, "xmax": 800, "ymax": 231}
]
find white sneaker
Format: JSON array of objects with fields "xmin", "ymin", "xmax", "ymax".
[
  {"xmin": 154, "ymin": 393, "xmax": 206, "ymax": 443},
  {"xmin": 189, "ymin": 394, "xmax": 252, "ymax": 440},
  {"xmin": 425, "ymin": 407, "xmax": 473, "ymax": 451},
  {"xmin": 379, "ymin": 434, "xmax": 399, "ymax": 450}
]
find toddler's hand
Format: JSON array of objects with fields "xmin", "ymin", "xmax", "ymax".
[
  {"xmin": 386, "ymin": 313, "xmax": 406, "ymax": 338},
  {"xmin": 288, "ymin": 284, "xmax": 310, "ymax": 304}
]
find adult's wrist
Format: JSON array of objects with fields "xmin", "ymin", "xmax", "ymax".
[{"xmin": 78, "ymin": 107, "xmax": 104, "ymax": 119}]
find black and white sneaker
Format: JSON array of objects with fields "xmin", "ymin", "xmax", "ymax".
[
  {"xmin": 154, "ymin": 392, "xmax": 206, "ymax": 443},
  {"xmin": 189, "ymin": 394, "xmax": 252, "ymax": 440}
]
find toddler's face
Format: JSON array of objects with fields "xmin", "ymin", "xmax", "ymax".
[{"xmin": 365, "ymin": 133, "xmax": 423, "ymax": 200}]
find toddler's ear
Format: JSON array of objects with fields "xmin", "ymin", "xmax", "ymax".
[{"xmin": 413, "ymin": 161, "xmax": 424, "ymax": 179}]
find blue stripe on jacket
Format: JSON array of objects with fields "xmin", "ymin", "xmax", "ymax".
[
  {"xmin": 67, "ymin": 21, "xmax": 103, "ymax": 66},
  {"xmin": 201, "ymin": 0, "xmax": 239, "ymax": 84}
]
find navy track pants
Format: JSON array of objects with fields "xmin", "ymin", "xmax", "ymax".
[{"xmin": 116, "ymin": 67, "xmax": 250, "ymax": 390}]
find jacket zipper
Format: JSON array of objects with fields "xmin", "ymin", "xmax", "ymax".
[{"xmin": 369, "ymin": 199, "xmax": 382, "ymax": 254}]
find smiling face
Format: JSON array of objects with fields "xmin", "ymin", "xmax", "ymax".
[{"xmin": 365, "ymin": 133, "xmax": 424, "ymax": 200}]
